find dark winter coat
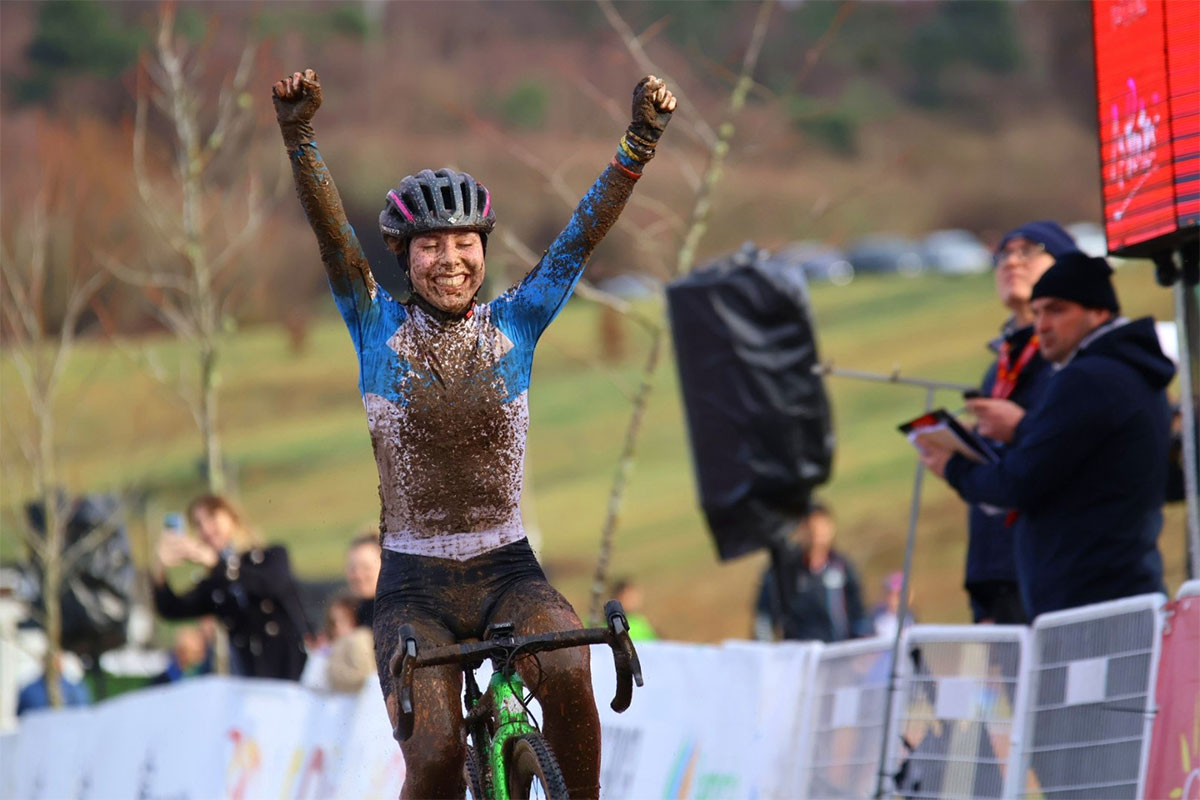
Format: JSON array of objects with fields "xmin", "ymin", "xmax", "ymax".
[
  {"xmin": 153, "ymin": 545, "xmax": 311, "ymax": 680},
  {"xmin": 965, "ymin": 323, "xmax": 1052, "ymax": 612},
  {"xmin": 755, "ymin": 548, "xmax": 872, "ymax": 642},
  {"xmin": 946, "ymin": 317, "xmax": 1173, "ymax": 618}
]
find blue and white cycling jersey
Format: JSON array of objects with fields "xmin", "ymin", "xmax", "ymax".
[{"xmin": 287, "ymin": 141, "xmax": 646, "ymax": 560}]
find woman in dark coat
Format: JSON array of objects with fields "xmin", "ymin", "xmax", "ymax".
[{"xmin": 152, "ymin": 494, "xmax": 311, "ymax": 680}]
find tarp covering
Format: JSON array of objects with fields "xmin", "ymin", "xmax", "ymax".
[{"xmin": 667, "ymin": 243, "xmax": 834, "ymax": 561}]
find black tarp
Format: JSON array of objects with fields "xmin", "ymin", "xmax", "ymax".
[
  {"xmin": 667, "ymin": 243, "xmax": 835, "ymax": 561},
  {"xmin": 25, "ymin": 493, "xmax": 134, "ymax": 658}
]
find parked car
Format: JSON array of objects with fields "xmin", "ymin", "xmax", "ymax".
[
  {"xmin": 846, "ymin": 235, "xmax": 927, "ymax": 277},
  {"xmin": 594, "ymin": 273, "xmax": 661, "ymax": 299},
  {"xmin": 771, "ymin": 241, "xmax": 855, "ymax": 286},
  {"xmin": 1065, "ymin": 221, "xmax": 1109, "ymax": 258},
  {"xmin": 920, "ymin": 229, "xmax": 991, "ymax": 275}
]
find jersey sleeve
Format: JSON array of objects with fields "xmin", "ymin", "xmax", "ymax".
[
  {"xmin": 492, "ymin": 145, "xmax": 646, "ymax": 346},
  {"xmin": 284, "ymin": 139, "xmax": 380, "ymax": 346}
]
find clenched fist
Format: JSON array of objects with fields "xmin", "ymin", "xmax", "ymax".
[
  {"xmin": 272, "ymin": 69, "xmax": 322, "ymax": 135},
  {"xmin": 629, "ymin": 75, "xmax": 676, "ymax": 145}
]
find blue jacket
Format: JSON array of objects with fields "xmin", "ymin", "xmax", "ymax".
[
  {"xmin": 17, "ymin": 674, "xmax": 91, "ymax": 715},
  {"xmin": 965, "ymin": 323, "xmax": 1053, "ymax": 599},
  {"xmin": 946, "ymin": 317, "xmax": 1173, "ymax": 618}
]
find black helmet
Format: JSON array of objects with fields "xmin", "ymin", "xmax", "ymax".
[{"xmin": 379, "ymin": 168, "xmax": 495, "ymax": 242}]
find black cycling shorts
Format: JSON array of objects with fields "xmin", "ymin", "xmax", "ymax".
[{"xmin": 372, "ymin": 537, "xmax": 570, "ymax": 698}]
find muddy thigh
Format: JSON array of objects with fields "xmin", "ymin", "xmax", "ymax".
[
  {"xmin": 374, "ymin": 604, "xmax": 466, "ymax": 800},
  {"xmin": 491, "ymin": 579, "xmax": 601, "ymax": 799}
]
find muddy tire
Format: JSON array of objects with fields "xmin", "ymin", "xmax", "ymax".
[
  {"xmin": 464, "ymin": 746, "xmax": 488, "ymax": 799},
  {"xmin": 507, "ymin": 733, "xmax": 568, "ymax": 799}
]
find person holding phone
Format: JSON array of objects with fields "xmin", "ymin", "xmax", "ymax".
[
  {"xmin": 152, "ymin": 494, "xmax": 312, "ymax": 680},
  {"xmin": 961, "ymin": 221, "xmax": 1080, "ymax": 624}
]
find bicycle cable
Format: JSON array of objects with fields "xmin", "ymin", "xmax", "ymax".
[{"xmin": 501, "ymin": 642, "xmax": 547, "ymax": 732}]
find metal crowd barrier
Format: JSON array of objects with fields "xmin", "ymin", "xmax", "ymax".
[
  {"xmin": 797, "ymin": 636, "xmax": 895, "ymax": 799},
  {"xmin": 1016, "ymin": 593, "xmax": 1167, "ymax": 799},
  {"xmin": 884, "ymin": 625, "xmax": 1031, "ymax": 800}
]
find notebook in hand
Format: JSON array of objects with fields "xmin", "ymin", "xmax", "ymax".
[{"xmin": 898, "ymin": 408, "xmax": 998, "ymax": 464}]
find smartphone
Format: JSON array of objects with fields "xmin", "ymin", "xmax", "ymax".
[
  {"xmin": 962, "ymin": 389, "xmax": 983, "ymax": 400},
  {"xmin": 163, "ymin": 512, "xmax": 185, "ymax": 536}
]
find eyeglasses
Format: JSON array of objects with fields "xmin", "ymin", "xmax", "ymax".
[{"xmin": 993, "ymin": 241, "xmax": 1047, "ymax": 267}]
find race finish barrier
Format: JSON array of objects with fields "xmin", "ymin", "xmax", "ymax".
[
  {"xmin": 0, "ymin": 591, "xmax": 1189, "ymax": 799},
  {"xmin": 1018, "ymin": 593, "xmax": 1166, "ymax": 799},
  {"xmin": 884, "ymin": 626, "xmax": 1030, "ymax": 800}
]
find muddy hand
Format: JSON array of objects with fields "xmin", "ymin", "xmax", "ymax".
[
  {"xmin": 272, "ymin": 68, "xmax": 322, "ymax": 127},
  {"xmin": 629, "ymin": 75, "xmax": 676, "ymax": 144}
]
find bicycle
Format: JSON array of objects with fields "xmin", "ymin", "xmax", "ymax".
[{"xmin": 390, "ymin": 599, "xmax": 644, "ymax": 799}]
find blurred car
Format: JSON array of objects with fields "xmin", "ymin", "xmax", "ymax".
[
  {"xmin": 770, "ymin": 241, "xmax": 855, "ymax": 286},
  {"xmin": 1065, "ymin": 221, "xmax": 1109, "ymax": 258},
  {"xmin": 594, "ymin": 273, "xmax": 661, "ymax": 299},
  {"xmin": 846, "ymin": 235, "xmax": 927, "ymax": 277},
  {"xmin": 920, "ymin": 229, "xmax": 991, "ymax": 275}
]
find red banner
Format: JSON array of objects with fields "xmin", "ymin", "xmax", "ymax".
[{"xmin": 1145, "ymin": 592, "xmax": 1200, "ymax": 800}]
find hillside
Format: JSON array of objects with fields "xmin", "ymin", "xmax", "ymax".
[{"xmin": 0, "ymin": 264, "xmax": 1185, "ymax": 641}]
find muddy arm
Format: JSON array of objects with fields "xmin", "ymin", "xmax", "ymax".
[
  {"xmin": 500, "ymin": 76, "xmax": 676, "ymax": 340},
  {"xmin": 273, "ymin": 70, "xmax": 377, "ymax": 320}
]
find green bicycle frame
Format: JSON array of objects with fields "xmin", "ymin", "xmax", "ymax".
[{"xmin": 469, "ymin": 668, "xmax": 536, "ymax": 800}]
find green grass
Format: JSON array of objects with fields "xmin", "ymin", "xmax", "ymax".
[{"xmin": 0, "ymin": 264, "xmax": 1186, "ymax": 640}]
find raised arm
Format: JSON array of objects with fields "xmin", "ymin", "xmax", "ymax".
[
  {"xmin": 499, "ymin": 76, "xmax": 676, "ymax": 341},
  {"xmin": 272, "ymin": 69, "xmax": 377, "ymax": 324}
]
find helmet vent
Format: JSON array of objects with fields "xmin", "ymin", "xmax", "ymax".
[
  {"xmin": 460, "ymin": 182, "xmax": 473, "ymax": 216},
  {"xmin": 440, "ymin": 184, "xmax": 456, "ymax": 214},
  {"xmin": 420, "ymin": 184, "xmax": 436, "ymax": 214}
]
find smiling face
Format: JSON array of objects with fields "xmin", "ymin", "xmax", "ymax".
[
  {"xmin": 1032, "ymin": 296, "xmax": 1112, "ymax": 364},
  {"xmin": 406, "ymin": 230, "xmax": 485, "ymax": 314}
]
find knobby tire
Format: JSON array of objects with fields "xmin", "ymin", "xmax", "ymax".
[{"xmin": 507, "ymin": 732, "xmax": 568, "ymax": 799}]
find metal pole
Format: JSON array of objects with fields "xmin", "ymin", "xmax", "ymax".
[
  {"xmin": 1175, "ymin": 281, "xmax": 1200, "ymax": 579},
  {"xmin": 813, "ymin": 363, "xmax": 976, "ymax": 394},
  {"xmin": 874, "ymin": 385, "xmax": 935, "ymax": 799}
]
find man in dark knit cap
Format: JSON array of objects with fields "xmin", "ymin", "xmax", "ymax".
[
  {"xmin": 920, "ymin": 252, "xmax": 1173, "ymax": 618},
  {"xmin": 961, "ymin": 221, "xmax": 1080, "ymax": 624}
]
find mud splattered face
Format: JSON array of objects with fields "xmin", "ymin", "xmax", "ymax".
[{"xmin": 408, "ymin": 231, "xmax": 485, "ymax": 315}]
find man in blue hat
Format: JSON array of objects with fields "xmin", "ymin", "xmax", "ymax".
[
  {"xmin": 921, "ymin": 253, "xmax": 1173, "ymax": 618},
  {"xmin": 960, "ymin": 221, "xmax": 1079, "ymax": 623}
]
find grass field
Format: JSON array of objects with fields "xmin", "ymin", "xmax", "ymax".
[{"xmin": 0, "ymin": 263, "xmax": 1187, "ymax": 641}]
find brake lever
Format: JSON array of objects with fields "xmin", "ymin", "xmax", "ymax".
[
  {"xmin": 603, "ymin": 599, "xmax": 643, "ymax": 712},
  {"xmin": 389, "ymin": 624, "xmax": 418, "ymax": 743}
]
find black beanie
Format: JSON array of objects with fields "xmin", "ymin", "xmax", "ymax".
[{"xmin": 1030, "ymin": 251, "xmax": 1120, "ymax": 313}]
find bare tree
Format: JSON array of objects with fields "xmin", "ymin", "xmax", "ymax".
[
  {"xmin": 0, "ymin": 186, "xmax": 110, "ymax": 707},
  {"xmin": 108, "ymin": 2, "xmax": 266, "ymax": 493}
]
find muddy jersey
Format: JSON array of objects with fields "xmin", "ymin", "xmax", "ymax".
[{"xmin": 285, "ymin": 140, "xmax": 645, "ymax": 560}]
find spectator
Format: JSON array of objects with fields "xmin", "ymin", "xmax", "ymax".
[
  {"xmin": 151, "ymin": 494, "xmax": 312, "ymax": 680},
  {"xmin": 920, "ymin": 253, "xmax": 1173, "ymax": 618},
  {"xmin": 17, "ymin": 653, "xmax": 90, "ymax": 715},
  {"xmin": 871, "ymin": 571, "xmax": 915, "ymax": 642},
  {"xmin": 963, "ymin": 221, "xmax": 1080, "ymax": 624},
  {"xmin": 344, "ymin": 533, "xmax": 381, "ymax": 627},
  {"xmin": 611, "ymin": 578, "xmax": 659, "ymax": 641},
  {"xmin": 150, "ymin": 624, "xmax": 214, "ymax": 685},
  {"xmin": 753, "ymin": 503, "xmax": 871, "ymax": 642},
  {"xmin": 301, "ymin": 593, "xmax": 375, "ymax": 693}
]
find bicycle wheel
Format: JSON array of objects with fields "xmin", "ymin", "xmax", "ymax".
[
  {"xmin": 506, "ymin": 733, "xmax": 568, "ymax": 799},
  {"xmin": 464, "ymin": 746, "xmax": 488, "ymax": 799}
]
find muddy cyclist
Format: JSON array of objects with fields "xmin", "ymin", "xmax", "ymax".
[{"xmin": 272, "ymin": 68, "xmax": 675, "ymax": 798}]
